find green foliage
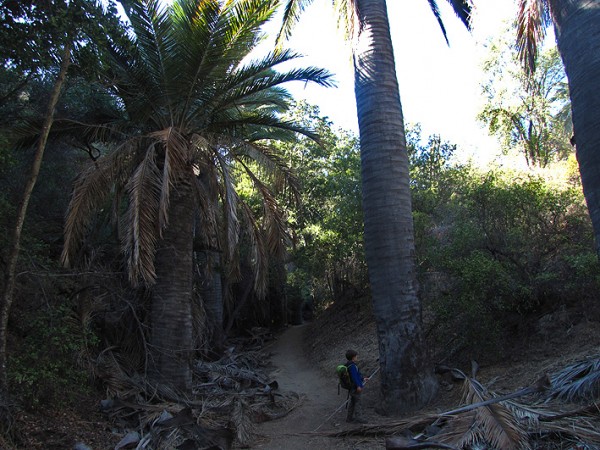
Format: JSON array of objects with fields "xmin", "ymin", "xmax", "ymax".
[
  {"xmin": 0, "ymin": 0, "xmax": 125, "ymax": 74},
  {"xmin": 413, "ymin": 163, "xmax": 598, "ymax": 360},
  {"xmin": 478, "ymin": 24, "xmax": 572, "ymax": 167},
  {"xmin": 407, "ymin": 124, "xmax": 464, "ymax": 215},
  {"xmin": 8, "ymin": 300, "xmax": 99, "ymax": 410},
  {"xmin": 278, "ymin": 102, "xmax": 366, "ymax": 309}
]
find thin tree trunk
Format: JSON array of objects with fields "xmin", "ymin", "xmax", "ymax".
[
  {"xmin": 549, "ymin": 0, "xmax": 600, "ymax": 257},
  {"xmin": 0, "ymin": 42, "xmax": 72, "ymax": 394},
  {"xmin": 353, "ymin": 0, "xmax": 437, "ymax": 414},
  {"xmin": 150, "ymin": 175, "xmax": 195, "ymax": 392}
]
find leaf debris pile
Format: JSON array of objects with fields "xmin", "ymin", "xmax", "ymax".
[{"xmin": 97, "ymin": 335, "xmax": 301, "ymax": 450}]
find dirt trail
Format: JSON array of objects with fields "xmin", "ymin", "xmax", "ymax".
[{"xmin": 252, "ymin": 324, "xmax": 383, "ymax": 449}]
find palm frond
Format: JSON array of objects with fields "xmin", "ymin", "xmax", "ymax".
[
  {"xmin": 10, "ymin": 110, "xmax": 126, "ymax": 149},
  {"xmin": 333, "ymin": 0, "xmax": 358, "ymax": 41},
  {"xmin": 171, "ymin": 0, "xmax": 225, "ymax": 122},
  {"xmin": 516, "ymin": 0, "xmax": 550, "ymax": 75},
  {"xmin": 173, "ymin": 0, "xmax": 280, "ymax": 124},
  {"xmin": 548, "ymin": 355, "xmax": 600, "ymax": 402},
  {"xmin": 214, "ymin": 151, "xmax": 241, "ymax": 263},
  {"xmin": 445, "ymin": 0, "xmax": 472, "ymax": 30},
  {"xmin": 191, "ymin": 157, "xmax": 221, "ymax": 252},
  {"xmin": 110, "ymin": 0, "xmax": 178, "ymax": 127},
  {"xmin": 221, "ymin": 0, "xmax": 278, "ymax": 49},
  {"xmin": 232, "ymin": 397, "xmax": 255, "ymax": 446},
  {"xmin": 239, "ymin": 202, "xmax": 268, "ymax": 298},
  {"xmin": 236, "ymin": 142, "xmax": 301, "ymax": 204},
  {"xmin": 62, "ymin": 139, "xmax": 142, "ymax": 267},
  {"xmin": 426, "ymin": 0, "xmax": 472, "ymax": 46},
  {"xmin": 437, "ymin": 376, "xmax": 530, "ymax": 449},
  {"xmin": 121, "ymin": 142, "xmax": 162, "ymax": 285},
  {"xmin": 148, "ymin": 127, "xmax": 191, "ymax": 232},
  {"xmin": 107, "ymin": 45, "xmax": 168, "ymax": 127},
  {"xmin": 275, "ymin": 0, "xmax": 315, "ymax": 48},
  {"xmin": 541, "ymin": 419, "xmax": 600, "ymax": 447},
  {"xmin": 190, "ymin": 51, "xmax": 333, "ymax": 128},
  {"xmin": 228, "ymin": 58, "xmax": 335, "ymax": 97},
  {"xmin": 240, "ymin": 165, "xmax": 290, "ymax": 261},
  {"xmin": 426, "ymin": 0, "xmax": 450, "ymax": 45},
  {"xmin": 208, "ymin": 113, "xmax": 321, "ymax": 145}
]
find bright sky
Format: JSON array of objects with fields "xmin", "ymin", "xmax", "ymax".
[
  {"xmin": 277, "ymin": 0, "xmax": 519, "ymax": 162},
  {"xmin": 149, "ymin": 0, "xmax": 520, "ymax": 161}
]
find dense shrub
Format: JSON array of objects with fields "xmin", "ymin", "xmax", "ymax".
[
  {"xmin": 8, "ymin": 298, "xmax": 99, "ymax": 409},
  {"xmin": 415, "ymin": 166, "xmax": 598, "ymax": 361}
]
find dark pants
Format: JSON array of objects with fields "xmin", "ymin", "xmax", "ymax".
[{"xmin": 346, "ymin": 389, "xmax": 362, "ymax": 421}]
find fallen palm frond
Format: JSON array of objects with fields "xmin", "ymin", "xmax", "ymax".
[
  {"xmin": 232, "ymin": 398, "xmax": 255, "ymax": 447},
  {"xmin": 319, "ymin": 355, "xmax": 600, "ymax": 450},
  {"xmin": 547, "ymin": 355, "xmax": 600, "ymax": 402},
  {"xmin": 95, "ymin": 339, "xmax": 302, "ymax": 450},
  {"xmin": 435, "ymin": 373, "xmax": 531, "ymax": 450}
]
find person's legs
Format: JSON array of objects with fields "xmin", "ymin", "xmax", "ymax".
[
  {"xmin": 346, "ymin": 390, "xmax": 365, "ymax": 423},
  {"xmin": 346, "ymin": 391, "xmax": 356, "ymax": 422}
]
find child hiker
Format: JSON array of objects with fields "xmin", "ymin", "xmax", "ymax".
[{"xmin": 345, "ymin": 349, "xmax": 369, "ymax": 423}]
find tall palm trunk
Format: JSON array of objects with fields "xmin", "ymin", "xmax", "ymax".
[
  {"xmin": 151, "ymin": 175, "xmax": 195, "ymax": 392},
  {"xmin": 550, "ymin": 0, "xmax": 600, "ymax": 256},
  {"xmin": 353, "ymin": 0, "xmax": 437, "ymax": 414},
  {"xmin": 0, "ymin": 42, "xmax": 72, "ymax": 395}
]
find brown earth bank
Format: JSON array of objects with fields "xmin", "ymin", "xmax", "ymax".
[{"xmin": 6, "ymin": 296, "xmax": 600, "ymax": 449}]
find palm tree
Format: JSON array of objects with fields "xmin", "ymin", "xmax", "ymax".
[
  {"xmin": 516, "ymin": 0, "xmax": 600, "ymax": 258},
  {"xmin": 277, "ymin": 0, "xmax": 471, "ymax": 414},
  {"xmin": 61, "ymin": 0, "xmax": 332, "ymax": 392}
]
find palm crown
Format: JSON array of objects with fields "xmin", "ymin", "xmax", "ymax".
[{"xmin": 61, "ymin": 0, "xmax": 333, "ymax": 289}]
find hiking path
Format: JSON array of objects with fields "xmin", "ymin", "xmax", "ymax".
[{"xmin": 251, "ymin": 324, "xmax": 384, "ymax": 449}]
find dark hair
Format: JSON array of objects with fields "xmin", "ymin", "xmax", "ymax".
[{"xmin": 345, "ymin": 349, "xmax": 357, "ymax": 361}]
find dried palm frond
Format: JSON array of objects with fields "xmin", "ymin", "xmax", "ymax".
[
  {"xmin": 248, "ymin": 390, "xmax": 303, "ymax": 422},
  {"xmin": 548, "ymin": 355, "xmax": 600, "ymax": 402},
  {"xmin": 95, "ymin": 348, "xmax": 141, "ymax": 399},
  {"xmin": 333, "ymin": 0, "xmax": 358, "ymax": 42},
  {"xmin": 194, "ymin": 360, "xmax": 271, "ymax": 387},
  {"xmin": 148, "ymin": 127, "xmax": 190, "ymax": 233},
  {"xmin": 502, "ymin": 400, "xmax": 544, "ymax": 429},
  {"xmin": 436, "ymin": 376, "xmax": 530, "ymax": 450},
  {"xmin": 516, "ymin": 0, "xmax": 551, "ymax": 75},
  {"xmin": 499, "ymin": 400, "xmax": 600, "ymax": 448},
  {"xmin": 214, "ymin": 150, "xmax": 241, "ymax": 265},
  {"xmin": 121, "ymin": 142, "xmax": 162, "ymax": 285},
  {"xmin": 61, "ymin": 138, "xmax": 142, "ymax": 268},
  {"xmin": 540, "ymin": 419, "xmax": 600, "ymax": 447},
  {"xmin": 232, "ymin": 398, "xmax": 255, "ymax": 447},
  {"xmin": 239, "ymin": 202, "xmax": 268, "ymax": 297}
]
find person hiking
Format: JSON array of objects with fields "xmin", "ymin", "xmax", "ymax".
[{"xmin": 345, "ymin": 349, "xmax": 368, "ymax": 423}]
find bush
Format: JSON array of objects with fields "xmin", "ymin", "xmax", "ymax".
[
  {"xmin": 8, "ymin": 300, "xmax": 99, "ymax": 410},
  {"xmin": 415, "ymin": 167, "xmax": 599, "ymax": 362}
]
